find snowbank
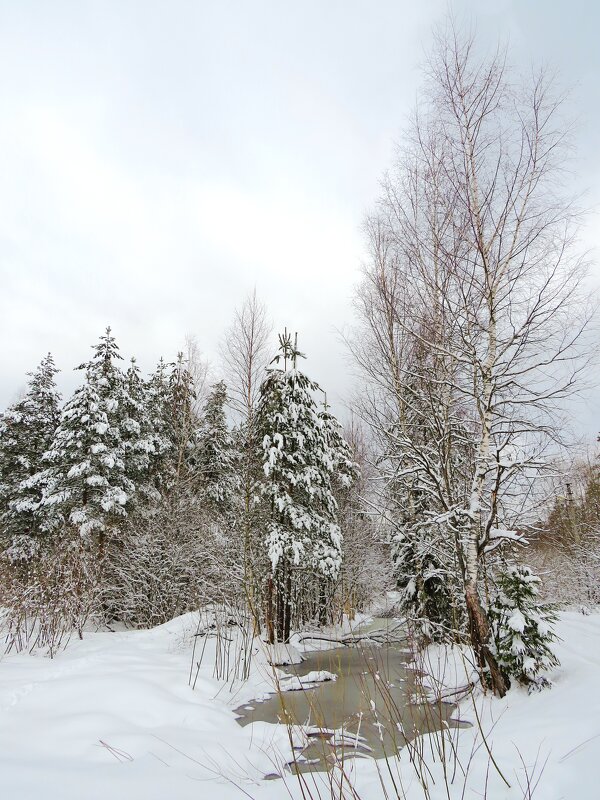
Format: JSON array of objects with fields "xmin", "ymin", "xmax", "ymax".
[
  {"xmin": 1, "ymin": 611, "xmax": 599, "ymax": 799},
  {"xmin": 353, "ymin": 611, "xmax": 600, "ymax": 799},
  {"xmin": 0, "ymin": 614, "xmax": 291, "ymax": 800}
]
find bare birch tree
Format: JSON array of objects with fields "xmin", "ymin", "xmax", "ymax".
[
  {"xmin": 220, "ymin": 289, "xmax": 272, "ymax": 424},
  {"xmin": 351, "ymin": 23, "xmax": 593, "ymax": 695},
  {"xmin": 220, "ymin": 290, "xmax": 273, "ymax": 624}
]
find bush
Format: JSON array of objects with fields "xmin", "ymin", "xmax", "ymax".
[
  {"xmin": 102, "ymin": 495, "xmax": 243, "ymax": 628},
  {"xmin": 0, "ymin": 537, "xmax": 100, "ymax": 656}
]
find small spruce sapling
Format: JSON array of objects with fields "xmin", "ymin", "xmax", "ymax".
[{"xmin": 489, "ymin": 565, "xmax": 560, "ymax": 690}]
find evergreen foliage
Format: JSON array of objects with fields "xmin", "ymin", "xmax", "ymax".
[
  {"xmin": 393, "ymin": 522, "xmax": 460, "ymax": 642},
  {"xmin": 145, "ymin": 357, "xmax": 178, "ymax": 493},
  {"xmin": 196, "ymin": 380, "xmax": 238, "ymax": 516},
  {"xmin": 40, "ymin": 328, "xmax": 135, "ymax": 541},
  {"xmin": 0, "ymin": 353, "xmax": 61, "ymax": 560},
  {"xmin": 489, "ymin": 565, "xmax": 560, "ymax": 689},
  {"xmin": 254, "ymin": 331, "xmax": 358, "ymax": 640},
  {"xmin": 256, "ymin": 332, "xmax": 352, "ymax": 579},
  {"xmin": 0, "ymin": 326, "xmax": 386, "ymax": 648},
  {"xmin": 121, "ymin": 357, "xmax": 160, "ymax": 508},
  {"xmin": 163, "ymin": 353, "xmax": 198, "ymax": 492}
]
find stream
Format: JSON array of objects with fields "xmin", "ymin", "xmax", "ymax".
[{"xmin": 234, "ymin": 618, "xmax": 467, "ymax": 772}]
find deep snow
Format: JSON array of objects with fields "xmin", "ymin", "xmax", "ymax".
[{"xmin": 1, "ymin": 611, "xmax": 599, "ymax": 799}]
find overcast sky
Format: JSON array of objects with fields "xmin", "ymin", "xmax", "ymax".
[{"xmin": 1, "ymin": 0, "xmax": 599, "ymax": 435}]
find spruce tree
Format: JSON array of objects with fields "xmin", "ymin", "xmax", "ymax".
[
  {"xmin": 256, "ymin": 331, "xmax": 356, "ymax": 640},
  {"xmin": 489, "ymin": 565, "xmax": 560, "ymax": 689},
  {"xmin": 0, "ymin": 354, "xmax": 61, "ymax": 560},
  {"xmin": 40, "ymin": 328, "xmax": 135, "ymax": 543},
  {"xmin": 196, "ymin": 380, "xmax": 237, "ymax": 517},
  {"xmin": 163, "ymin": 353, "xmax": 198, "ymax": 493},
  {"xmin": 129, "ymin": 354, "xmax": 198, "ymax": 503},
  {"xmin": 121, "ymin": 357, "xmax": 160, "ymax": 508},
  {"xmin": 145, "ymin": 357, "xmax": 176, "ymax": 494},
  {"xmin": 393, "ymin": 522, "xmax": 457, "ymax": 642}
]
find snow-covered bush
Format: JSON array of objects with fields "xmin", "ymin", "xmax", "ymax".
[
  {"xmin": 489, "ymin": 565, "xmax": 560, "ymax": 689},
  {"xmin": 102, "ymin": 494, "xmax": 244, "ymax": 628},
  {"xmin": 0, "ymin": 536, "xmax": 101, "ymax": 656},
  {"xmin": 527, "ymin": 534, "xmax": 600, "ymax": 609}
]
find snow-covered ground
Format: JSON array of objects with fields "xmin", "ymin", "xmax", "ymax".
[
  {"xmin": 0, "ymin": 615, "xmax": 293, "ymax": 800},
  {"xmin": 1, "ymin": 611, "xmax": 598, "ymax": 799}
]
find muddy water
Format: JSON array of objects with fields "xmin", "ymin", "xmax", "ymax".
[{"xmin": 234, "ymin": 619, "xmax": 463, "ymax": 770}]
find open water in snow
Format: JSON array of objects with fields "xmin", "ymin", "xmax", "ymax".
[{"xmin": 234, "ymin": 618, "xmax": 467, "ymax": 772}]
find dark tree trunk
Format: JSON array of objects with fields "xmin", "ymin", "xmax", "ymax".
[
  {"xmin": 465, "ymin": 584, "xmax": 508, "ymax": 697},
  {"xmin": 276, "ymin": 568, "xmax": 285, "ymax": 642},
  {"xmin": 265, "ymin": 576, "xmax": 275, "ymax": 644},
  {"xmin": 283, "ymin": 569, "xmax": 292, "ymax": 643},
  {"xmin": 318, "ymin": 578, "xmax": 328, "ymax": 626}
]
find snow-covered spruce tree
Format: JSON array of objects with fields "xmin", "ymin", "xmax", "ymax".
[
  {"xmin": 102, "ymin": 353, "xmax": 210, "ymax": 627},
  {"xmin": 387, "ymin": 355, "xmax": 470, "ymax": 643},
  {"xmin": 383, "ymin": 387, "xmax": 463, "ymax": 643},
  {"xmin": 255, "ymin": 331, "xmax": 356, "ymax": 642},
  {"xmin": 393, "ymin": 520, "xmax": 461, "ymax": 642},
  {"xmin": 196, "ymin": 381, "xmax": 238, "ymax": 518},
  {"xmin": 120, "ymin": 357, "xmax": 162, "ymax": 509},
  {"xmin": 0, "ymin": 354, "xmax": 61, "ymax": 560},
  {"xmin": 40, "ymin": 328, "xmax": 135, "ymax": 545},
  {"xmin": 489, "ymin": 565, "xmax": 559, "ymax": 689},
  {"xmin": 163, "ymin": 352, "xmax": 199, "ymax": 492},
  {"xmin": 127, "ymin": 352, "xmax": 199, "ymax": 499},
  {"xmin": 143, "ymin": 357, "xmax": 177, "ymax": 494}
]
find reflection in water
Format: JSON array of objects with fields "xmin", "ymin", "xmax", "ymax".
[{"xmin": 234, "ymin": 619, "xmax": 466, "ymax": 772}]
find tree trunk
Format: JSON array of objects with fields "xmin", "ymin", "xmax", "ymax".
[
  {"xmin": 283, "ymin": 569, "xmax": 292, "ymax": 642},
  {"xmin": 274, "ymin": 562, "xmax": 292, "ymax": 643},
  {"xmin": 465, "ymin": 583, "xmax": 508, "ymax": 697},
  {"xmin": 265, "ymin": 576, "xmax": 275, "ymax": 644},
  {"xmin": 318, "ymin": 577, "xmax": 328, "ymax": 626}
]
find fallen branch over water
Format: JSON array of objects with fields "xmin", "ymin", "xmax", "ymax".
[{"xmin": 296, "ymin": 621, "xmax": 407, "ymax": 647}]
